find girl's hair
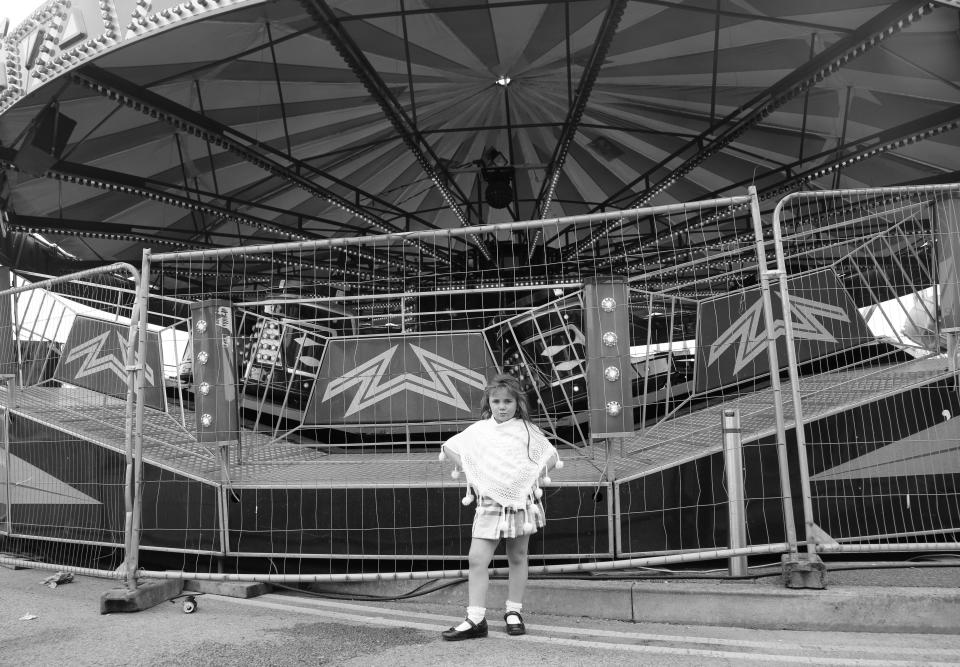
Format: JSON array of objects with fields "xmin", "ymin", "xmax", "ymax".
[
  {"xmin": 479, "ymin": 373, "xmax": 531, "ymax": 421},
  {"xmin": 480, "ymin": 373, "xmax": 537, "ymax": 463}
]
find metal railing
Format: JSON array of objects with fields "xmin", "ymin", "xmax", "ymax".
[{"xmin": 3, "ymin": 184, "xmax": 958, "ymax": 590}]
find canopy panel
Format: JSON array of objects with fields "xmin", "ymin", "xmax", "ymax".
[{"xmin": 0, "ymin": 0, "xmax": 956, "ymax": 272}]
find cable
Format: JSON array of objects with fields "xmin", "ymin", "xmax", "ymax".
[
  {"xmin": 268, "ymin": 577, "xmax": 467, "ymax": 602},
  {"xmin": 523, "ymin": 558, "xmax": 960, "ymax": 582}
]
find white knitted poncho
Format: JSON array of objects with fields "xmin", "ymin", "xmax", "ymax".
[{"xmin": 442, "ymin": 417, "xmax": 559, "ymax": 509}]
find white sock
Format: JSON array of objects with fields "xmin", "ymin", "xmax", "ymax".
[
  {"xmin": 455, "ymin": 606, "xmax": 486, "ymax": 631},
  {"xmin": 505, "ymin": 600, "xmax": 523, "ymax": 625}
]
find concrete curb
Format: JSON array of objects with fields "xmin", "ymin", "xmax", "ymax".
[
  {"xmin": 310, "ymin": 577, "xmax": 960, "ymax": 634},
  {"xmin": 627, "ymin": 581, "xmax": 960, "ymax": 634}
]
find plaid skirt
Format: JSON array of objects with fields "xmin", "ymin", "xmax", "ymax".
[{"xmin": 472, "ymin": 496, "xmax": 546, "ymax": 540}]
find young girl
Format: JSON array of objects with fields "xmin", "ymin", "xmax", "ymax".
[{"xmin": 438, "ymin": 373, "xmax": 561, "ymax": 640}]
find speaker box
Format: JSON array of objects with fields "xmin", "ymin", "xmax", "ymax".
[{"xmin": 14, "ymin": 106, "xmax": 76, "ymax": 176}]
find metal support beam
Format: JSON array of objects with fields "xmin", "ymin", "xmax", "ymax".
[
  {"xmin": 300, "ymin": 0, "xmax": 491, "ymax": 262},
  {"xmin": 0, "ymin": 144, "xmax": 308, "ymax": 242},
  {"xmin": 568, "ymin": 1, "xmax": 935, "ymax": 260},
  {"xmin": 593, "ymin": 102, "xmax": 960, "ymax": 270},
  {"xmin": 532, "ymin": 0, "xmax": 627, "ymax": 220},
  {"xmin": 0, "ymin": 150, "xmax": 415, "ymax": 275},
  {"xmin": 0, "ymin": 224, "xmax": 79, "ymax": 275},
  {"xmin": 70, "ymin": 65, "xmax": 451, "ymax": 267}
]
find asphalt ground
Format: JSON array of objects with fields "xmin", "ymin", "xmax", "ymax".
[{"xmin": 2, "ymin": 561, "xmax": 960, "ymax": 666}]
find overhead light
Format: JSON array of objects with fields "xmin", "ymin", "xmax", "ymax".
[
  {"xmin": 496, "ymin": 75, "xmax": 511, "ymax": 86},
  {"xmin": 479, "ymin": 147, "xmax": 513, "ymax": 210},
  {"xmin": 482, "ymin": 166, "xmax": 514, "ymax": 209}
]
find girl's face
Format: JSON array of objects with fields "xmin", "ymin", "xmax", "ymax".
[{"xmin": 488, "ymin": 387, "xmax": 517, "ymax": 423}]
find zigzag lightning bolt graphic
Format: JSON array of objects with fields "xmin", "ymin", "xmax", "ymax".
[
  {"xmin": 66, "ymin": 330, "xmax": 155, "ymax": 385},
  {"xmin": 708, "ymin": 295, "xmax": 850, "ymax": 375},
  {"xmin": 321, "ymin": 343, "xmax": 486, "ymax": 417}
]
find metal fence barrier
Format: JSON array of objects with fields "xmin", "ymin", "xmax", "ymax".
[{"xmin": 3, "ymin": 184, "xmax": 958, "ymax": 590}]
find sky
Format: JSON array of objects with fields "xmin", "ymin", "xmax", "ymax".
[{"xmin": 1, "ymin": 0, "xmax": 44, "ymax": 31}]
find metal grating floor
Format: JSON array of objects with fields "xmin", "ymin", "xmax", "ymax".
[
  {"xmin": 5, "ymin": 357, "xmax": 950, "ymax": 488},
  {"xmin": 2, "ymin": 385, "xmax": 611, "ymax": 488},
  {"xmin": 615, "ymin": 357, "xmax": 956, "ymax": 479}
]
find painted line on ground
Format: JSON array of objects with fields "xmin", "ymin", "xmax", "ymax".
[{"xmin": 215, "ymin": 595, "xmax": 957, "ymax": 666}]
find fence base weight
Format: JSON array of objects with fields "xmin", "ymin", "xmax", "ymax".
[
  {"xmin": 183, "ymin": 579, "xmax": 271, "ymax": 599},
  {"xmin": 781, "ymin": 553, "xmax": 826, "ymax": 589},
  {"xmin": 100, "ymin": 579, "xmax": 183, "ymax": 614}
]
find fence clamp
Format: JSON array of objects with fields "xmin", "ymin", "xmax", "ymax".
[
  {"xmin": 125, "ymin": 364, "xmax": 144, "ymax": 372},
  {"xmin": 762, "ymin": 269, "xmax": 784, "ymax": 278}
]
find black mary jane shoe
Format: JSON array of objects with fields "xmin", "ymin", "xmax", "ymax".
[
  {"xmin": 504, "ymin": 611, "xmax": 526, "ymax": 636},
  {"xmin": 441, "ymin": 617, "xmax": 488, "ymax": 641}
]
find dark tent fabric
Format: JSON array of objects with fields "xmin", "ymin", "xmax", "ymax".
[{"xmin": 0, "ymin": 0, "xmax": 957, "ymax": 272}]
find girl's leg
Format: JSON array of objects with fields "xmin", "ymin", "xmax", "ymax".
[
  {"xmin": 467, "ymin": 537, "xmax": 499, "ymax": 608},
  {"xmin": 445, "ymin": 537, "xmax": 498, "ymax": 635},
  {"xmin": 504, "ymin": 533, "xmax": 531, "ymax": 603}
]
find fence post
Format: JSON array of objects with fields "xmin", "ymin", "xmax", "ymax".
[
  {"xmin": 121, "ymin": 298, "xmax": 138, "ymax": 590},
  {"xmin": 722, "ymin": 409, "xmax": 747, "ymax": 576},
  {"xmin": 0, "ymin": 374, "xmax": 11, "ymax": 535},
  {"xmin": 747, "ymin": 187, "xmax": 800, "ymax": 558},
  {"xmin": 125, "ymin": 250, "xmax": 152, "ymax": 590},
  {"xmin": 770, "ymin": 194, "xmax": 826, "ymax": 589},
  {"xmin": 945, "ymin": 327, "xmax": 960, "ymax": 374}
]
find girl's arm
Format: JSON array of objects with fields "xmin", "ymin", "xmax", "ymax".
[
  {"xmin": 529, "ymin": 422, "xmax": 560, "ymax": 471},
  {"xmin": 440, "ymin": 441, "xmax": 463, "ymax": 468},
  {"xmin": 545, "ymin": 451, "xmax": 560, "ymax": 471}
]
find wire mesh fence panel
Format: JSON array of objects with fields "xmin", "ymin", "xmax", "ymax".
[
  {"xmin": 612, "ymin": 192, "xmax": 803, "ymax": 564},
  {"xmin": 136, "ymin": 193, "xmax": 805, "ymax": 582},
  {"xmin": 773, "ymin": 185, "xmax": 960, "ymax": 554},
  {"xmin": 0, "ymin": 263, "xmax": 141, "ymax": 578}
]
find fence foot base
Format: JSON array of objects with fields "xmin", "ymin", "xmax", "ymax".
[
  {"xmin": 781, "ymin": 553, "xmax": 826, "ymax": 589},
  {"xmin": 184, "ymin": 579, "xmax": 271, "ymax": 598},
  {"xmin": 100, "ymin": 579, "xmax": 183, "ymax": 614},
  {"xmin": 0, "ymin": 560, "xmax": 32, "ymax": 570}
]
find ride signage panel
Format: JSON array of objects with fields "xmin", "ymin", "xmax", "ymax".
[
  {"xmin": 694, "ymin": 269, "xmax": 875, "ymax": 393},
  {"xmin": 54, "ymin": 315, "xmax": 165, "ymax": 410},
  {"xmin": 305, "ymin": 333, "xmax": 496, "ymax": 426}
]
